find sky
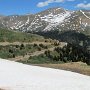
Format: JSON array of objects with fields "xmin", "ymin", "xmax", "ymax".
[{"xmin": 0, "ymin": 0, "xmax": 90, "ymax": 15}]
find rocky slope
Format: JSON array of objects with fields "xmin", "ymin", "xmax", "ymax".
[{"xmin": 0, "ymin": 7, "xmax": 90, "ymax": 33}]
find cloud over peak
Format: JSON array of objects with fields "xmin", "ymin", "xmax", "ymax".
[{"xmin": 37, "ymin": 0, "xmax": 75, "ymax": 7}]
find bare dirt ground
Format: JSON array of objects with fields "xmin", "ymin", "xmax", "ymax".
[{"xmin": 33, "ymin": 62, "xmax": 90, "ymax": 76}]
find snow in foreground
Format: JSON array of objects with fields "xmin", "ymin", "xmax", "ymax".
[{"xmin": 0, "ymin": 59, "xmax": 90, "ymax": 90}]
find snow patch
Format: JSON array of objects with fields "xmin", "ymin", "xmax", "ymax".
[
  {"xmin": 42, "ymin": 11, "xmax": 71, "ymax": 31},
  {"xmin": 41, "ymin": 11, "xmax": 71, "ymax": 24},
  {"xmin": 0, "ymin": 59, "xmax": 90, "ymax": 90}
]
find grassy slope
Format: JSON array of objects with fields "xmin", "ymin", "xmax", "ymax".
[
  {"xmin": 0, "ymin": 29, "xmax": 44, "ymax": 42},
  {"xmin": 0, "ymin": 29, "xmax": 56, "ymax": 59}
]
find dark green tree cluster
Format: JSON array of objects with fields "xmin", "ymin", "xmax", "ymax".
[{"xmin": 44, "ymin": 43, "xmax": 90, "ymax": 65}]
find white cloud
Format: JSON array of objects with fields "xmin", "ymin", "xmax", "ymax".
[
  {"xmin": 37, "ymin": 2, "xmax": 49, "ymax": 7},
  {"xmin": 37, "ymin": 0, "xmax": 54, "ymax": 7},
  {"xmin": 37, "ymin": 0, "xmax": 74, "ymax": 7},
  {"xmin": 76, "ymin": 3, "xmax": 90, "ymax": 9}
]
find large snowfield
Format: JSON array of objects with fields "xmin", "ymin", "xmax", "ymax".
[{"xmin": 0, "ymin": 58, "xmax": 90, "ymax": 90}]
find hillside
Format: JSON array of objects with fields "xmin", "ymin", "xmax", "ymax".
[
  {"xmin": 0, "ymin": 28, "xmax": 57, "ymax": 59},
  {"xmin": 0, "ymin": 28, "xmax": 89, "ymax": 65},
  {"xmin": 0, "ymin": 28, "xmax": 44, "ymax": 42},
  {"xmin": 0, "ymin": 28, "xmax": 64, "ymax": 61}
]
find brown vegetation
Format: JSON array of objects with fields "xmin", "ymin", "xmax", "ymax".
[{"xmin": 34, "ymin": 62, "xmax": 90, "ymax": 76}]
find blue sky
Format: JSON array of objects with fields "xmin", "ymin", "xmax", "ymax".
[{"xmin": 0, "ymin": 0, "xmax": 90, "ymax": 15}]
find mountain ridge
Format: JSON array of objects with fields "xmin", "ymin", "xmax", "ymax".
[{"xmin": 0, "ymin": 7, "xmax": 90, "ymax": 33}]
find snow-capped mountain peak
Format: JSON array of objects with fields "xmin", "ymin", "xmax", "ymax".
[{"xmin": 0, "ymin": 7, "xmax": 90, "ymax": 32}]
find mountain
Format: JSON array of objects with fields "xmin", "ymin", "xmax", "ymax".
[{"xmin": 0, "ymin": 7, "xmax": 90, "ymax": 33}]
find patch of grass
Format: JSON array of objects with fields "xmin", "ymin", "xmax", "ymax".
[
  {"xmin": 0, "ymin": 29, "xmax": 44, "ymax": 42},
  {"xmin": 19, "ymin": 54, "xmax": 63, "ymax": 64},
  {"xmin": 24, "ymin": 54, "xmax": 51, "ymax": 64},
  {"xmin": 0, "ymin": 44, "xmax": 39, "ymax": 59}
]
